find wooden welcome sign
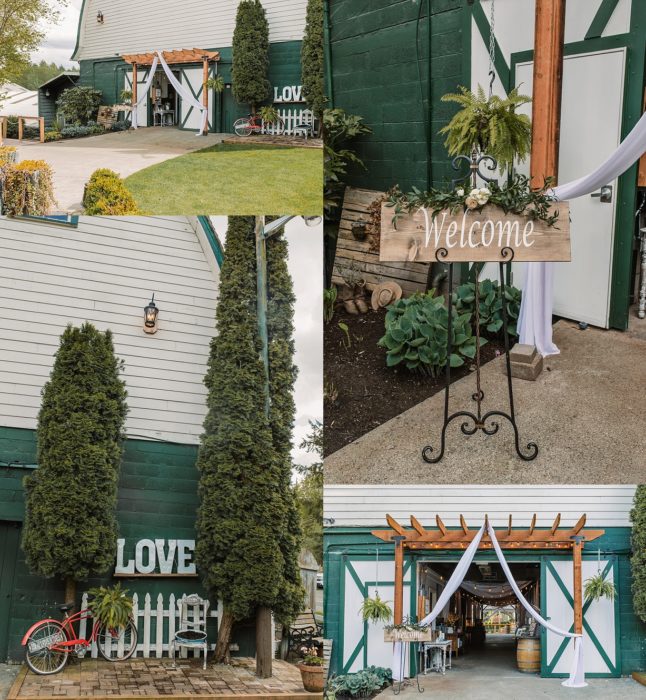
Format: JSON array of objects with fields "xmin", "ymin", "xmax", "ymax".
[{"xmin": 380, "ymin": 202, "xmax": 570, "ymax": 262}]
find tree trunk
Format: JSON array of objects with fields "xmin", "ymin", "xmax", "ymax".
[
  {"xmin": 214, "ymin": 609, "xmax": 235, "ymax": 664},
  {"xmin": 255, "ymin": 606, "xmax": 273, "ymax": 678},
  {"xmin": 64, "ymin": 577, "xmax": 76, "ymax": 611}
]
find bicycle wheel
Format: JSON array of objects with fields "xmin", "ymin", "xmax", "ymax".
[
  {"xmin": 272, "ymin": 117, "xmax": 285, "ymax": 136},
  {"xmin": 25, "ymin": 621, "xmax": 68, "ymax": 675},
  {"xmin": 97, "ymin": 619, "xmax": 138, "ymax": 661},
  {"xmin": 233, "ymin": 117, "xmax": 252, "ymax": 137}
]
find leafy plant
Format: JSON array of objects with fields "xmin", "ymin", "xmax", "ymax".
[
  {"xmin": 324, "ymin": 286, "xmax": 337, "ymax": 323},
  {"xmin": 0, "ymin": 159, "xmax": 56, "ymax": 215},
  {"xmin": 57, "ymin": 86, "xmax": 102, "ymax": 125},
  {"xmin": 338, "ymin": 321, "xmax": 351, "ymax": 349},
  {"xmin": 452, "ymin": 279, "xmax": 522, "ymax": 337},
  {"xmin": 259, "ymin": 105, "xmax": 280, "ymax": 124},
  {"xmin": 44, "ymin": 130, "xmax": 62, "ymax": 142},
  {"xmin": 119, "ymin": 89, "xmax": 132, "ymax": 103},
  {"xmin": 60, "ymin": 123, "xmax": 104, "ymax": 139},
  {"xmin": 378, "ymin": 292, "xmax": 485, "ymax": 376},
  {"xmin": 439, "ymin": 84, "xmax": 532, "ymax": 173},
  {"xmin": 384, "ymin": 617, "xmax": 429, "ymax": 633},
  {"xmin": 329, "ymin": 667, "xmax": 392, "ymax": 698},
  {"xmin": 301, "ymin": 645, "xmax": 324, "ymax": 666},
  {"xmin": 83, "ymin": 168, "xmax": 140, "ymax": 215},
  {"xmin": 88, "ymin": 584, "xmax": 133, "ymax": 629},
  {"xmin": 0, "ymin": 146, "xmax": 17, "ymax": 164},
  {"xmin": 360, "ymin": 593, "xmax": 392, "ymax": 623},
  {"xmin": 206, "ymin": 75, "xmax": 225, "ymax": 93},
  {"xmin": 584, "ymin": 573, "xmax": 616, "ymax": 603},
  {"xmin": 110, "ymin": 119, "xmax": 131, "ymax": 132},
  {"xmin": 630, "ymin": 486, "xmax": 646, "ymax": 622}
]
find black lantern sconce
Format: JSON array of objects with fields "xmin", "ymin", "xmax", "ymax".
[
  {"xmin": 97, "ymin": 11, "xmax": 104, "ymax": 24},
  {"xmin": 143, "ymin": 294, "xmax": 159, "ymax": 334}
]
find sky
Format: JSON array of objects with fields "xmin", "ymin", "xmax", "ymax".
[
  {"xmin": 210, "ymin": 217, "xmax": 323, "ymax": 470},
  {"xmin": 32, "ymin": 1, "xmax": 82, "ymax": 67}
]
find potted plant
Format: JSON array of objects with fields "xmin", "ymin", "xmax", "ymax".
[
  {"xmin": 87, "ymin": 583, "xmax": 133, "ymax": 629},
  {"xmin": 119, "ymin": 89, "xmax": 133, "ymax": 104},
  {"xmin": 359, "ymin": 592, "xmax": 392, "ymax": 624},
  {"xmin": 205, "ymin": 76, "xmax": 225, "ymax": 93},
  {"xmin": 298, "ymin": 645, "xmax": 325, "ymax": 692},
  {"xmin": 584, "ymin": 572, "xmax": 616, "ymax": 602}
]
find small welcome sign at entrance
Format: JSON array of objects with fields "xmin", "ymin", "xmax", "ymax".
[{"xmin": 380, "ymin": 202, "xmax": 571, "ymax": 262}]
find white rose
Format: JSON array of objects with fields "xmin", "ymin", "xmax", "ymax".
[
  {"xmin": 469, "ymin": 188, "xmax": 480, "ymax": 197},
  {"xmin": 456, "ymin": 188, "xmax": 464, "ymax": 197}
]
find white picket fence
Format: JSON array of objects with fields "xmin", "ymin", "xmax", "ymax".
[
  {"xmin": 262, "ymin": 108, "xmax": 313, "ymax": 136},
  {"xmin": 79, "ymin": 592, "xmax": 221, "ymax": 659}
]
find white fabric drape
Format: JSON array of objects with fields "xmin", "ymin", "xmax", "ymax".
[
  {"xmin": 156, "ymin": 51, "xmax": 208, "ymax": 135},
  {"xmin": 131, "ymin": 56, "xmax": 159, "ymax": 130},
  {"xmin": 519, "ymin": 111, "xmax": 646, "ymax": 355},
  {"xmin": 487, "ymin": 523, "xmax": 586, "ymax": 688}
]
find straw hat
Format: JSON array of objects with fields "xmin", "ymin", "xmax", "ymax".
[{"xmin": 371, "ymin": 281, "xmax": 403, "ymax": 310}]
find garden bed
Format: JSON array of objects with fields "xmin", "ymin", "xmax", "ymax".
[{"xmin": 324, "ymin": 306, "xmax": 504, "ymax": 456}]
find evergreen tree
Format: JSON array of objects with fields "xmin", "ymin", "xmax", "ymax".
[
  {"xmin": 196, "ymin": 217, "xmax": 303, "ymax": 667},
  {"xmin": 294, "ymin": 421, "xmax": 323, "ymax": 564},
  {"xmin": 22, "ymin": 323, "xmax": 127, "ymax": 607},
  {"xmin": 232, "ymin": 0, "xmax": 270, "ymax": 113},
  {"xmin": 301, "ymin": 0, "xmax": 326, "ymax": 122},
  {"xmin": 630, "ymin": 485, "xmax": 646, "ymax": 623}
]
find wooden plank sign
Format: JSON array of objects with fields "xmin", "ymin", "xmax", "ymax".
[{"xmin": 380, "ymin": 202, "xmax": 570, "ymax": 262}]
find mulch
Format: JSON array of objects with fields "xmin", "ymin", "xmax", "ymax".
[
  {"xmin": 324, "ymin": 306, "xmax": 504, "ymax": 457},
  {"xmin": 221, "ymin": 136, "xmax": 322, "ymax": 149}
]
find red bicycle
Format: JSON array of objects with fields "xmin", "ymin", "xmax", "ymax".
[
  {"xmin": 22, "ymin": 603, "xmax": 138, "ymax": 675},
  {"xmin": 233, "ymin": 113, "xmax": 285, "ymax": 136}
]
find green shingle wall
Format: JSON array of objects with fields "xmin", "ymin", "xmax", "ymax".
[
  {"xmin": 328, "ymin": 0, "xmax": 469, "ymax": 192},
  {"xmin": 323, "ymin": 527, "xmax": 646, "ymax": 676},
  {"xmin": 78, "ymin": 40, "xmax": 303, "ymax": 132},
  {"xmin": 0, "ymin": 426, "xmax": 256, "ymax": 662}
]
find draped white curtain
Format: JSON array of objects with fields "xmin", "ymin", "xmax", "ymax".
[
  {"xmin": 130, "ymin": 51, "xmax": 209, "ymax": 135},
  {"xmin": 518, "ymin": 111, "xmax": 646, "ymax": 355},
  {"xmin": 391, "ymin": 520, "xmax": 586, "ymax": 688}
]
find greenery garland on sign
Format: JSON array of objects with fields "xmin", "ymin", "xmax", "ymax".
[{"xmin": 630, "ymin": 485, "xmax": 646, "ymax": 622}]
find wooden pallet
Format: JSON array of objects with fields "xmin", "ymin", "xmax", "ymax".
[
  {"xmin": 333, "ymin": 187, "xmax": 430, "ymax": 297},
  {"xmin": 97, "ymin": 106, "xmax": 116, "ymax": 129}
]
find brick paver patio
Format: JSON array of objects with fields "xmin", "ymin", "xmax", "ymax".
[{"xmin": 8, "ymin": 658, "xmax": 316, "ymax": 700}]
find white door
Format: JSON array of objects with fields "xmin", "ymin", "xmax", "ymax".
[
  {"xmin": 543, "ymin": 557, "xmax": 618, "ymax": 676},
  {"xmin": 177, "ymin": 67, "xmax": 206, "ymax": 131},
  {"xmin": 515, "ymin": 49, "xmax": 625, "ymax": 327},
  {"xmin": 125, "ymin": 69, "xmax": 150, "ymax": 127}
]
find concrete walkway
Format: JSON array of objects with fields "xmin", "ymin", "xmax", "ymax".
[
  {"xmin": 378, "ymin": 634, "xmax": 645, "ymax": 699},
  {"xmin": 0, "ymin": 665, "xmax": 19, "ymax": 700},
  {"xmin": 7, "ymin": 128, "xmax": 226, "ymax": 212},
  {"xmin": 325, "ymin": 319, "xmax": 646, "ymax": 484}
]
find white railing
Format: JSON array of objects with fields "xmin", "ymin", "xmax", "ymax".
[
  {"xmin": 262, "ymin": 108, "xmax": 312, "ymax": 136},
  {"xmin": 79, "ymin": 591, "xmax": 221, "ymax": 659}
]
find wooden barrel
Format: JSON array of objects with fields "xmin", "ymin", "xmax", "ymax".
[{"xmin": 517, "ymin": 637, "xmax": 540, "ymax": 673}]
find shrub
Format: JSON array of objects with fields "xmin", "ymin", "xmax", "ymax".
[
  {"xmin": 452, "ymin": 279, "xmax": 522, "ymax": 337},
  {"xmin": 329, "ymin": 667, "xmax": 392, "ymax": 698},
  {"xmin": 0, "ymin": 160, "xmax": 56, "ymax": 215},
  {"xmin": 232, "ymin": 0, "xmax": 270, "ymax": 112},
  {"xmin": 378, "ymin": 292, "xmax": 483, "ymax": 376},
  {"xmin": 60, "ymin": 123, "xmax": 104, "ymax": 139},
  {"xmin": 82, "ymin": 169, "xmax": 140, "ymax": 215},
  {"xmin": 0, "ymin": 146, "xmax": 17, "ymax": 164},
  {"xmin": 44, "ymin": 130, "xmax": 62, "ymax": 142},
  {"xmin": 110, "ymin": 119, "xmax": 131, "ymax": 132},
  {"xmin": 631, "ymin": 486, "xmax": 646, "ymax": 623},
  {"xmin": 57, "ymin": 86, "xmax": 102, "ymax": 125},
  {"xmin": 301, "ymin": 0, "xmax": 325, "ymax": 121}
]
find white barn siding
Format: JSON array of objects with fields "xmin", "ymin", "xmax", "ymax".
[
  {"xmin": 0, "ymin": 216, "xmax": 219, "ymax": 445},
  {"xmin": 324, "ymin": 485, "xmax": 637, "ymax": 528},
  {"xmin": 73, "ymin": 0, "xmax": 306, "ymax": 61}
]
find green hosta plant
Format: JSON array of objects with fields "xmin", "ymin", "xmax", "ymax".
[
  {"xmin": 328, "ymin": 667, "xmax": 392, "ymax": 698},
  {"xmin": 88, "ymin": 584, "xmax": 133, "ymax": 629},
  {"xmin": 452, "ymin": 279, "xmax": 522, "ymax": 337},
  {"xmin": 584, "ymin": 573, "xmax": 616, "ymax": 603},
  {"xmin": 360, "ymin": 593, "xmax": 392, "ymax": 623},
  {"xmin": 378, "ymin": 293, "xmax": 485, "ymax": 376}
]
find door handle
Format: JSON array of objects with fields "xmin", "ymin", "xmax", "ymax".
[{"xmin": 590, "ymin": 185, "xmax": 613, "ymax": 203}]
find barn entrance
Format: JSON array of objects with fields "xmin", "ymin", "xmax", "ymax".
[{"xmin": 148, "ymin": 70, "xmax": 180, "ymax": 127}]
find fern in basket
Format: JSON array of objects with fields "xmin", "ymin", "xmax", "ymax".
[
  {"xmin": 439, "ymin": 85, "xmax": 532, "ymax": 174},
  {"xmin": 584, "ymin": 573, "xmax": 616, "ymax": 603},
  {"xmin": 88, "ymin": 583, "xmax": 133, "ymax": 629},
  {"xmin": 360, "ymin": 593, "xmax": 392, "ymax": 623}
]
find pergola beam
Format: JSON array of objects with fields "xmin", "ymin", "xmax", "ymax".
[{"xmin": 122, "ymin": 48, "xmax": 220, "ymax": 65}]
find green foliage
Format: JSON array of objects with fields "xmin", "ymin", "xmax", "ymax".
[
  {"xmin": 329, "ymin": 668, "xmax": 392, "ymax": 698},
  {"xmin": 294, "ymin": 420, "xmax": 323, "ymax": 563},
  {"xmin": 232, "ymin": 0, "xmax": 270, "ymax": 111},
  {"xmin": 0, "ymin": 159, "xmax": 56, "ymax": 215},
  {"xmin": 378, "ymin": 293, "xmax": 485, "ymax": 376},
  {"xmin": 44, "ymin": 130, "xmax": 62, "ymax": 142},
  {"xmin": 360, "ymin": 593, "xmax": 392, "ymax": 623},
  {"xmin": 439, "ymin": 85, "xmax": 532, "ymax": 173},
  {"xmin": 583, "ymin": 573, "xmax": 616, "ymax": 603},
  {"xmin": 630, "ymin": 486, "xmax": 646, "ymax": 622},
  {"xmin": 195, "ymin": 217, "xmax": 303, "ymax": 628},
  {"xmin": 83, "ymin": 169, "xmax": 140, "ymax": 215},
  {"xmin": 259, "ymin": 105, "xmax": 279, "ymax": 124},
  {"xmin": 11, "ymin": 60, "xmax": 69, "ymax": 91},
  {"xmin": 452, "ymin": 279, "xmax": 522, "ymax": 337},
  {"xmin": 57, "ymin": 86, "xmax": 102, "ymax": 125},
  {"xmin": 60, "ymin": 123, "xmax": 104, "ymax": 139},
  {"xmin": 205, "ymin": 76, "xmax": 225, "ymax": 93},
  {"xmin": 22, "ymin": 323, "xmax": 127, "ymax": 585},
  {"xmin": 119, "ymin": 89, "xmax": 132, "ymax": 103},
  {"xmin": 301, "ymin": 0, "xmax": 326, "ymax": 120},
  {"xmin": 324, "ymin": 287, "xmax": 337, "ymax": 323},
  {"xmin": 110, "ymin": 120, "xmax": 131, "ymax": 132},
  {"xmin": 88, "ymin": 584, "xmax": 133, "ymax": 629}
]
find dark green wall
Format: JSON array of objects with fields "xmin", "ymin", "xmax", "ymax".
[
  {"xmin": 328, "ymin": 0, "xmax": 470, "ymax": 192},
  {"xmin": 0, "ymin": 426, "xmax": 255, "ymax": 662},
  {"xmin": 323, "ymin": 527, "xmax": 646, "ymax": 676}
]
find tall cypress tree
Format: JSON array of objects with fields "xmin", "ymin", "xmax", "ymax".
[
  {"xmin": 232, "ymin": 0, "xmax": 271, "ymax": 114},
  {"xmin": 630, "ymin": 485, "xmax": 646, "ymax": 622},
  {"xmin": 22, "ymin": 323, "xmax": 127, "ymax": 606},
  {"xmin": 301, "ymin": 0, "xmax": 326, "ymax": 122}
]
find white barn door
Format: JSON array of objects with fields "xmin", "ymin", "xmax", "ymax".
[
  {"xmin": 542, "ymin": 557, "xmax": 619, "ymax": 677},
  {"xmin": 515, "ymin": 48, "xmax": 625, "ymax": 328},
  {"xmin": 125, "ymin": 70, "xmax": 150, "ymax": 127},
  {"xmin": 178, "ymin": 67, "xmax": 207, "ymax": 131}
]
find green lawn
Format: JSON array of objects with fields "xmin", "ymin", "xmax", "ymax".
[{"xmin": 124, "ymin": 143, "xmax": 322, "ymax": 214}]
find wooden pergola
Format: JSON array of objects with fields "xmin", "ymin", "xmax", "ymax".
[
  {"xmin": 122, "ymin": 49, "xmax": 220, "ymax": 135},
  {"xmin": 372, "ymin": 513, "xmax": 605, "ymax": 638}
]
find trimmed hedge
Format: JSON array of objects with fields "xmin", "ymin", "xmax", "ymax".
[
  {"xmin": 0, "ymin": 146, "xmax": 18, "ymax": 164},
  {"xmin": 82, "ymin": 169, "xmax": 140, "ymax": 215},
  {"xmin": 0, "ymin": 160, "xmax": 56, "ymax": 215},
  {"xmin": 61, "ymin": 123, "xmax": 105, "ymax": 139}
]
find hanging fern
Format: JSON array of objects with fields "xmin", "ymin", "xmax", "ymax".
[
  {"xmin": 439, "ymin": 85, "xmax": 532, "ymax": 174},
  {"xmin": 360, "ymin": 593, "xmax": 392, "ymax": 623},
  {"xmin": 583, "ymin": 573, "xmax": 616, "ymax": 603}
]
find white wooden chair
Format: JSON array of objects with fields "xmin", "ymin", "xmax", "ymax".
[
  {"xmin": 293, "ymin": 109, "xmax": 315, "ymax": 140},
  {"xmin": 170, "ymin": 594, "xmax": 209, "ymax": 669}
]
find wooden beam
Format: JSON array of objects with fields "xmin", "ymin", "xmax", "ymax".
[
  {"xmin": 132, "ymin": 63, "xmax": 138, "ymax": 122},
  {"xmin": 18, "ymin": 117, "xmax": 23, "ymax": 141},
  {"xmin": 410, "ymin": 515, "xmax": 426, "ymax": 536},
  {"xmin": 530, "ymin": 0, "xmax": 566, "ymax": 188},
  {"xmin": 572, "ymin": 514, "xmax": 586, "ymax": 534},
  {"xmin": 459, "ymin": 515, "xmax": 469, "ymax": 535},
  {"xmin": 436, "ymin": 515, "xmax": 447, "ymax": 536},
  {"xmin": 528, "ymin": 514, "xmax": 537, "ymax": 536},
  {"xmin": 202, "ymin": 57, "xmax": 209, "ymax": 135},
  {"xmin": 39, "ymin": 117, "xmax": 45, "ymax": 143},
  {"xmin": 550, "ymin": 513, "xmax": 561, "ymax": 535},
  {"xmin": 507, "ymin": 515, "xmax": 513, "ymax": 536},
  {"xmin": 572, "ymin": 537, "xmax": 584, "ymax": 635},
  {"xmin": 393, "ymin": 536, "xmax": 405, "ymax": 624},
  {"xmin": 386, "ymin": 514, "xmax": 406, "ymax": 536}
]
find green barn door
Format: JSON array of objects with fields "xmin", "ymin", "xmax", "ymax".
[{"xmin": 0, "ymin": 522, "xmax": 20, "ymax": 661}]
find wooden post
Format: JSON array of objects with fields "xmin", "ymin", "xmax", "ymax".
[
  {"xmin": 256, "ymin": 605, "xmax": 273, "ymax": 678},
  {"xmin": 18, "ymin": 117, "xmax": 23, "ymax": 142},
  {"xmin": 202, "ymin": 57, "xmax": 209, "ymax": 135},
  {"xmin": 39, "ymin": 117, "xmax": 45, "ymax": 143},
  {"xmin": 572, "ymin": 536, "xmax": 584, "ymax": 635},
  {"xmin": 530, "ymin": 0, "xmax": 566, "ymax": 188},
  {"xmin": 393, "ymin": 536, "xmax": 406, "ymax": 624},
  {"xmin": 132, "ymin": 63, "xmax": 138, "ymax": 127}
]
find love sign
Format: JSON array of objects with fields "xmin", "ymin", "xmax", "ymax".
[
  {"xmin": 379, "ymin": 202, "xmax": 571, "ymax": 262},
  {"xmin": 115, "ymin": 538, "xmax": 196, "ymax": 577}
]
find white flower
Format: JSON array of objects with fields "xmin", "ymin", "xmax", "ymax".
[
  {"xmin": 465, "ymin": 196, "xmax": 479, "ymax": 209},
  {"xmin": 456, "ymin": 188, "xmax": 464, "ymax": 197},
  {"xmin": 474, "ymin": 187, "xmax": 491, "ymax": 206}
]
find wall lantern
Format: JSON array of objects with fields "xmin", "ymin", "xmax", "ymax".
[
  {"xmin": 224, "ymin": 83, "xmax": 232, "ymax": 89},
  {"xmin": 97, "ymin": 11, "xmax": 104, "ymax": 24},
  {"xmin": 143, "ymin": 294, "xmax": 159, "ymax": 334},
  {"xmin": 44, "ymin": 89, "xmax": 50, "ymax": 98}
]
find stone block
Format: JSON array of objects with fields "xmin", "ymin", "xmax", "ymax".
[{"xmin": 504, "ymin": 344, "xmax": 543, "ymax": 381}]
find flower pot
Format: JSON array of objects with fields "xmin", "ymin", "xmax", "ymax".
[{"xmin": 298, "ymin": 664, "xmax": 325, "ymax": 692}]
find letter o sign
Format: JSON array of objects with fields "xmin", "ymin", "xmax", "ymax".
[{"xmin": 135, "ymin": 539, "xmax": 156, "ymax": 574}]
